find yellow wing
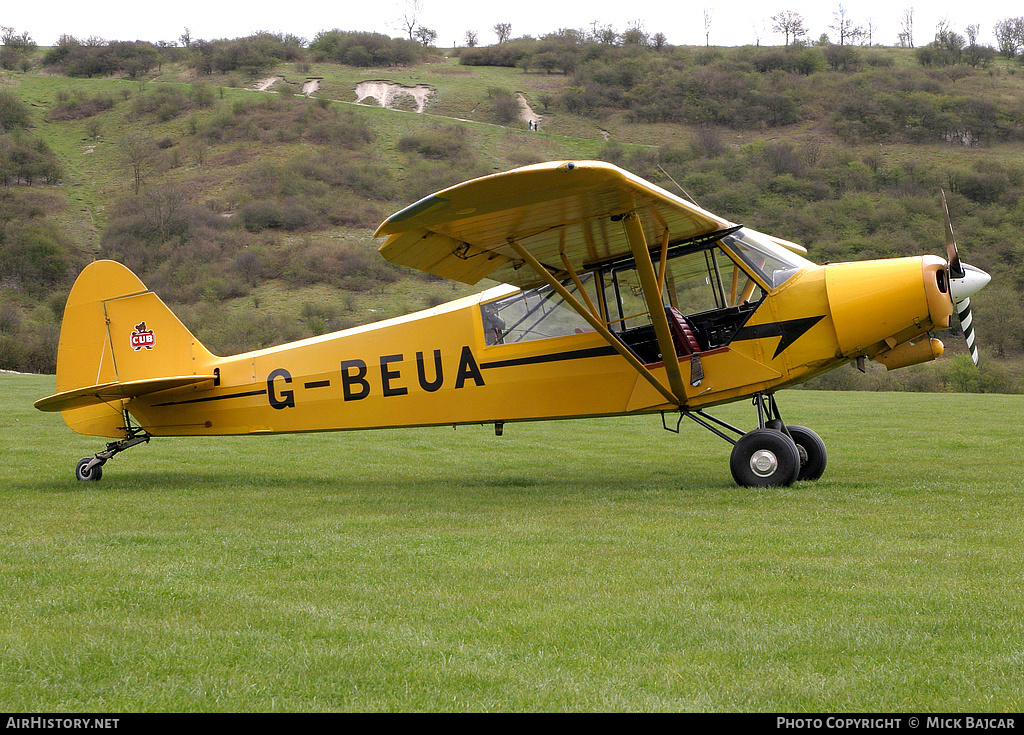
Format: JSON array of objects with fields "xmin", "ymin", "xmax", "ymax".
[{"xmin": 375, "ymin": 161, "xmax": 740, "ymax": 289}]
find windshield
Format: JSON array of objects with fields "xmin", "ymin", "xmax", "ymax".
[{"xmin": 719, "ymin": 228, "xmax": 813, "ymax": 289}]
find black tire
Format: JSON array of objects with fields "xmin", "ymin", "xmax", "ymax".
[
  {"xmin": 75, "ymin": 457, "xmax": 102, "ymax": 481},
  {"xmin": 787, "ymin": 425, "xmax": 827, "ymax": 482},
  {"xmin": 730, "ymin": 428, "xmax": 801, "ymax": 487}
]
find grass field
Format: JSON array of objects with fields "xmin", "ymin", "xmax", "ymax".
[{"xmin": 2, "ymin": 372, "xmax": 1023, "ymax": 711}]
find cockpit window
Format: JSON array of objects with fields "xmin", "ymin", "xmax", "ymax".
[
  {"xmin": 608, "ymin": 239, "xmax": 768, "ymax": 333},
  {"xmin": 719, "ymin": 228, "xmax": 813, "ymax": 289},
  {"xmin": 599, "ymin": 228, "xmax": 812, "ymax": 359},
  {"xmin": 476, "ymin": 226, "xmax": 813, "ymax": 359}
]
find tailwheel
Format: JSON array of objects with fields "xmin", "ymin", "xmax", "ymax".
[
  {"xmin": 73, "ymin": 410, "xmax": 150, "ymax": 482},
  {"xmin": 787, "ymin": 425, "xmax": 827, "ymax": 482},
  {"xmin": 729, "ymin": 428, "xmax": 801, "ymax": 487},
  {"xmin": 75, "ymin": 457, "xmax": 103, "ymax": 481}
]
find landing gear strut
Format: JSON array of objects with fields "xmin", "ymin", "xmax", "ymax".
[
  {"xmin": 74, "ymin": 410, "xmax": 151, "ymax": 481},
  {"xmin": 675, "ymin": 393, "xmax": 827, "ymax": 487}
]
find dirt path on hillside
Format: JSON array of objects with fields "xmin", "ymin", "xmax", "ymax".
[
  {"xmin": 255, "ymin": 77, "xmax": 283, "ymax": 91},
  {"xmin": 518, "ymin": 93, "xmax": 542, "ymax": 127},
  {"xmin": 254, "ymin": 77, "xmax": 322, "ymax": 97}
]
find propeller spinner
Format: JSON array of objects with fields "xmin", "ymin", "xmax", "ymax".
[{"xmin": 941, "ymin": 191, "xmax": 991, "ymax": 365}]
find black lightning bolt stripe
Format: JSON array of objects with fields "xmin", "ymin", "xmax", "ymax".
[
  {"xmin": 480, "ymin": 345, "xmax": 619, "ymax": 370},
  {"xmin": 152, "ymin": 389, "xmax": 267, "ymax": 407},
  {"xmin": 732, "ymin": 315, "xmax": 826, "ymax": 359}
]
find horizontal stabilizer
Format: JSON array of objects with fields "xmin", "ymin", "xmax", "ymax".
[{"xmin": 34, "ymin": 375, "xmax": 216, "ymax": 413}]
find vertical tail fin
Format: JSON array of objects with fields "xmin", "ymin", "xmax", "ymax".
[{"xmin": 36, "ymin": 260, "xmax": 216, "ymax": 437}]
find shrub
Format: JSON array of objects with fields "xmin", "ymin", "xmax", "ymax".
[
  {"xmin": 308, "ymin": 30, "xmax": 421, "ymax": 67},
  {"xmin": 488, "ymin": 88, "xmax": 520, "ymax": 124},
  {"xmin": 0, "ymin": 89, "xmax": 30, "ymax": 131},
  {"xmin": 48, "ymin": 40, "xmax": 162, "ymax": 78},
  {"xmin": 397, "ymin": 125, "xmax": 473, "ymax": 163},
  {"xmin": 0, "ymin": 131, "xmax": 63, "ymax": 185},
  {"xmin": 192, "ymin": 32, "xmax": 305, "ymax": 75},
  {"xmin": 47, "ymin": 91, "xmax": 116, "ymax": 121},
  {"xmin": 459, "ymin": 43, "xmax": 530, "ymax": 68}
]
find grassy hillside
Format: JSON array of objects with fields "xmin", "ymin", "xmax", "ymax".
[{"xmin": 2, "ymin": 36, "xmax": 1023, "ymax": 390}]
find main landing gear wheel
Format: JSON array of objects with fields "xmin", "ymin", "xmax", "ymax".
[
  {"xmin": 729, "ymin": 428, "xmax": 801, "ymax": 487},
  {"xmin": 787, "ymin": 425, "xmax": 827, "ymax": 482},
  {"xmin": 75, "ymin": 457, "xmax": 103, "ymax": 481},
  {"xmin": 680, "ymin": 393, "xmax": 827, "ymax": 487}
]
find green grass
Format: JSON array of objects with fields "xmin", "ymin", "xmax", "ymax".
[{"xmin": 3, "ymin": 372, "xmax": 1023, "ymax": 711}]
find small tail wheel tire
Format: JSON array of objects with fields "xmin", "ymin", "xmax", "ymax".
[
  {"xmin": 787, "ymin": 425, "xmax": 827, "ymax": 482},
  {"xmin": 730, "ymin": 428, "xmax": 801, "ymax": 487},
  {"xmin": 75, "ymin": 457, "xmax": 102, "ymax": 481}
]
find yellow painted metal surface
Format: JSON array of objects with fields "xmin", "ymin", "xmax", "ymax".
[
  {"xmin": 376, "ymin": 160, "xmax": 735, "ymax": 290},
  {"xmin": 874, "ymin": 337, "xmax": 944, "ymax": 371},
  {"xmin": 826, "ymin": 258, "xmax": 931, "ymax": 355}
]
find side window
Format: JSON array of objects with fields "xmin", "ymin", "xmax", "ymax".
[
  {"xmin": 663, "ymin": 250, "xmax": 726, "ymax": 314},
  {"xmin": 607, "ymin": 245, "xmax": 766, "ymax": 358},
  {"xmin": 609, "ymin": 246, "xmax": 760, "ymax": 330},
  {"xmin": 480, "ymin": 276, "xmax": 597, "ymax": 346}
]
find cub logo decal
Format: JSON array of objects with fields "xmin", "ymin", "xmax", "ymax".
[{"xmin": 130, "ymin": 322, "xmax": 155, "ymax": 351}]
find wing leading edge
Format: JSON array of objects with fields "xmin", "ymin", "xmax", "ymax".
[{"xmin": 374, "ymin": 161, "xmax": 736, "ymax": 289}]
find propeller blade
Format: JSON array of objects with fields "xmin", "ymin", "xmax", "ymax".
[
  {"xmin": 949, "ymin": 263, "xmax": 991, "ymax": 366},
  {"xmin": 941, "ymin": 190, "xmax": 966, "ymax": 279},
  {"xmin": 941, "ymin": 192, "xmax": 990, "ymax": 366},
  {"xmin": 956, "ymin": 298, "xmax": 980, "ymax": 365}
]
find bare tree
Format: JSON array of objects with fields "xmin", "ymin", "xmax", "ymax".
[
  {"xmin": 830, "ymin": 4, "xmax": 864, "ymax": 46},
  {"xmin": 119, "ymin": 133, "xmax": 158, "ymax": 195},
  {"xmin": 898, "ymin": 8, "xmax": 915, "ymax": 48},
  {"xmin": 994, "ymin": 16, "xmax": 1024, "ymax": 57},
  {"xmin": 864, "ymin": 18, "xmax": 878, "ymax": 45},
  {"xmin": 704, "ymin": 8, "xmax": 713, "ymax": 46},
  {"xmin": 751, "ymin": 19, "xmax": 769, "ymax": 47},
  {"xmin": 493, "ymin": 23, "xmax": 512, "ymax": 44},
  {"xmin": 771, "ymin": 11, "xmax": 808, "ymax": 46},
  {"xmin": 965, "ymin": 24, "xmax": 980, "ymax": 47},
  {"xmin": 464, "ymin": 30, "xmax": 478, "ymax": 47},
  {"xmin": 1, "ymin": 27, "xmax": 34, "ymax": 49},
  {"xmin": 398, "ymin": 0, "xmax": 424, "ymax": 41},
  {"xmin": 590, "ymin": 23, "xmax": 618, "ymax": 45}
]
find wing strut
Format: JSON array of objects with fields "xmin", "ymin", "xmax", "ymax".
[
  {"xmin": 621, "ymin": 213, "xmax": 688, "ymax": 403},
  {"xmin": 506, "ymin": 239, "xmax": 680, "ymax": 407}
]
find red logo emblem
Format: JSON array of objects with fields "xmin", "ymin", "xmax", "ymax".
[{"xmin": 130, "ymin": 322, "xmax": 155, "ymax": 351}]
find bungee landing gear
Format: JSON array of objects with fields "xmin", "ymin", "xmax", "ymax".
[
  {"xmin": 677, "ymin": 392, "xmax": 827, "ymax": 488},
  {"xmin": 74, "ymin": 410, "xmax": 151, "ymax": 481}
]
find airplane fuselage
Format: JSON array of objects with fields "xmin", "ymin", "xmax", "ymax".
[{"xmin": 123, "ymin": 254, "xmax": 949, "ymax": 437}]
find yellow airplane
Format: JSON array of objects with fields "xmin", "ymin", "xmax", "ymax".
[{"xmin": 35, "ymin": 161, "xmax": 990, "ymax": 486}]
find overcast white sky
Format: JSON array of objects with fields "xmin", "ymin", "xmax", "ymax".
[{"xmin": 2, "ymin": 0, "xmax": 1014, "ymax": 48}]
